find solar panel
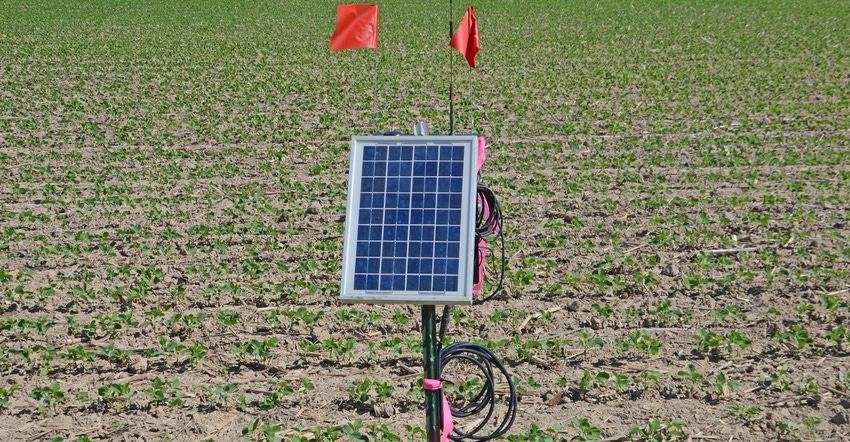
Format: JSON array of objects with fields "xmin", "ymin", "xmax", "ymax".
[{"xmin": 340, "ymin": 135, "xmax": 479, "ymax": 304}]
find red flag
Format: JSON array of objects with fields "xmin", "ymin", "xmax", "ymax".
[
  {"xmin": 330, "ymin": 4, "xmax": 379, "ymax": 51},
  {"xmin": 450, "ymin": 6, "xmax": 479, "ymax": 68}
]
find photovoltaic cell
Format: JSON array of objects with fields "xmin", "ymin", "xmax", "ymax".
[{"xmin": 340, "ymin": 136, "xmax": 478, "ymax": 304}]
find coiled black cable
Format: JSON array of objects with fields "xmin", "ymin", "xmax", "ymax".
[
  {"xmin": 475, "ymin": 181, "xmax": 502, "ymax": 237},
  {"xmin": 474, "ymin": 180, "xmax": 506, "ymax": 303},
  {"xmin": 438, "ymin": 306, "xmax": 517, "ymax": 441}
]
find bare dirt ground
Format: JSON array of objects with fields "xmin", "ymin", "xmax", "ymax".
[
  {"xmin": 1, "ymin": 132, "xmax": 849, "ymax": 441},
  {"xmin": 1, "ymin": 1, "xmax": 850, "ymax": 441}
]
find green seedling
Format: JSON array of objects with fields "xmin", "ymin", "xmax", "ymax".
[
  {"xmin": 609, "ymin": 372, "xmax": 630, "ymax": 393},
  {"xmin": 322, "ymin": 337, "xmax": 355, "ymax": 362},
  {"xmin": 404, "ymin": 424, "xmax": 427, "ymax": 441},
  {"xmin": 391, "ymin": 308, "xmax": 409, "ymax": 327},
  {"xmin": 775, "ymin": 421, "xmax": 799, "ymax": 440},
  {"xmin": 378, "ymin": 336, "xmax": 403, "ymax": 355},
  {"xmin": 299, "ymin": 339, "xmax": 321, "ymax": 357},
  {"xmin": 158, "ymin": 336, "xmax": 186, "ymax": 363},
  {"xmin": 242, "ymin": 418, "xmax": 262, "ymax": 441},
  {"xmin": 216, "ymin": 309, "xmax": 241, "ymax": 327},
  {"xmin": 97, "ymin": 342, "xmax": 132, "ymax": 365},
  {"xmin": 507, "ymin": 423, "xmax": 568, "ymax": 442},
  {"xmin": 692, "ymin": 329, "xmax": 751, "ymax": 358},
  {"xmin": 574, "ymin": 371, "xmax": 609, "ymax": 397},
  {"xmin": 713, "ymin": 323, "xmax": 744, "ymax": 345},
  {"xmin": 489, "ymin": 309, "xmax": 509, "ymax": 323},
  {"xmin": 258, "ymin": 381, "xmax": 294, "ymax": 410},
  {"xmin": 144, "ymin": 377, "xmax": 184, "ymax": 407},
  {"xmin": 714, "ymin": 372, "xmax": 739, "ymax": 397},
  {"xmin": 167, "ymin": 312, "xmax": 206, "ymax": 333},
  {"xmin": 347, "ymin": 378, "xmax": 373, "ymax": 405},
  {"xmin": 633, "ymin": 271, "xmax": 658, "ymax": 287},
  {"xmin": 374, "ymin": 380, "xmax": 394, "ymax": 399},
  {"xmin": 681, "ymin": 272, "xmax": 715, "ymax": 290},
  {"xmin": 615, "ymin": 330, "xmax": 661, "ymax": 356},
  {"xmin": 406, "ymin": 377, "xmax": 425, "ymax": 401},
  {"xmin": 730, "ymin": 403, "xmax": 761, "ymax": 421},
  {"xmin": 451, "ymin": 308, "xmax": 476, "ymax": 327},
  {"xmin": 826, "ymin": 326, "xmax": 848, "ymax": 349},
  {"xmin": 341, "ymin": 419, "xmax": 368, "ymax": 442},
  {"xmin": 677, "ymin": 364, "xmax": 707, "ymax": 398},
  {"xmin": 576, "ymin": 331, "xmax": 604, "ymax": 358},
  {"xmin": 820, "ymin": 293, "xmax": 849, "ymax": 314},
  {"xmin": 97, "ymin": 382, "xmax": 134, "ymax": 413},
  {"xmin": 802, "ymin": 417, "xmax": 822, "ymax": 441},
  {"xmin": 201, "ymin": 383, "xmax": 237, "ymax": 409},
  {"xmin": 514, "ymin": 376, "xmax": 541, "ymax": 396},
  {"xmin": 266, "ymin": 307, "xmax": 324, "ymax": 330},
  {"xmin": 0, "ymin": 384, "xmax": 20, "ymax": 409},
  {"xmin": 59, "ymin": 345, "xmax": 96, "ymax": 365},
  {"xmin": 773, "ymin": 324, "xmax": 813, "ymax": 351},
  {"xmin": 795, "ymin": 303, "xmax": 815, "ymax": 316},
  {"xmin": 623, "ymin": 308, "xmax": 641, "ymax": 325},
  {"xmin": 649, "ymin": 299, "xmax": 692, "ymax": 324},
  {"xmin": 567, "ymin": 418, "xmax": 601, "ymax": 442},
  {"xmin": 590, "ymin": 303, "xmax": 614, "ymax": 319},
  {"xmin": 634, "ymin": 371, "xmax": 661, "ymax": 392},
  {"xmin": 365, "ymin": 422, "xmax": 401, "ymax": 442},
  {"xmin": 629, "ymin": 418, "xmax": 684, "ymax": 441},
  {"xmin": 764, "ymin": 364, "xmax": 790, "ymax": 391},
  {"xmin": 186, "ymin": 341, "xmax": 208, "ymax": 365},
  {"xmin": 794, "ymin": 376, "xmax": 819, "ymax": 395},
  {"xmin": 229, "ymin": 337, "xmax": 279, "ymax": 365},
  {"xmin": 447, "ymin": 376, "xmax": 483, "ymax": 402}
]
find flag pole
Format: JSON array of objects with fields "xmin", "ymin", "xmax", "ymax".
[
  {"xmin": 373, "ymin": 49, "xmax": 379, "ymax": 134},
  {"xmin": 449, "ymin": 0, "xmax": 454, "ymax": 135},
  {"xmin": 469, "ymin": 67, "xmax": 473, "ymax": 133}
]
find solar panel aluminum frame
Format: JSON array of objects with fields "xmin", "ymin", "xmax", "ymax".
[{"xmin": 340, "ymin": 135, "xmax": 479, "ymax": 305}]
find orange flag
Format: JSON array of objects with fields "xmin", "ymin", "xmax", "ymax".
[
  {"xmin": 450, "ymin": 6, "xmax": 479, "ymax": 68},
  {"xmin": 330, "ymin": 4, "xmax": 379, "ymax": 51}
]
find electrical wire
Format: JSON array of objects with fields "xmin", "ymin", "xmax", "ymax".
[
  {"xmin": 437, "ymin": 306, "xmax": 517, "ymax": 441},
  {"xmin": 474, "ymin": 180, "xmax": 506, "ymax": 303},
  {"xmin": 441, "ymin": 342, "xmax": 517, "ymax": 441},
  {"xmin": 475, "ymin": 181, "xmax": 502, "ymax": 237}
]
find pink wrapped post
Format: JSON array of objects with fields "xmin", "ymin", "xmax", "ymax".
[
  {"xmin": 423, "ymin": 379, "xmax": 454, "ymax": 442},
  {"xmin": 473, "ymin": 136, "xmax": 488, "ymax": 296}
]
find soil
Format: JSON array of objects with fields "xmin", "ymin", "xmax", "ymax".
[
  {"xmin": 1, "ymin": 132, "xmax": 849, "ymax": 442},
  {"xmin": 1, "ymin": 1, "xmax": 849, "ymax": 440}
]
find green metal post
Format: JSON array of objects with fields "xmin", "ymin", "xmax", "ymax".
[{"xmin": 422, "ymin": 304, "xmax": 441, "ymax": 442}]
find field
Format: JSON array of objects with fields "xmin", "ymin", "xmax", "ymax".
[{"xmin": 1, "ymin": 0, "xmax": 850, "ymax": 440}]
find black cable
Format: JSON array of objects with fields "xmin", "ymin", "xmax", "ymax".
[
  {"xmin": 475, "ymin": 181, "xmax": 502, "ymax": 237},
  {"xmin": 438, "ymin": 304, "xmax": 453, "ymax": 350},
  {"xmin": 436, "ymin": 304, "xmax": 516, "ymax": 441},
  {"xmin": 439, "ymin": 342, "xmax": 517, "ymax": 441},
  {"xmin": 473, "ymin": 180, "xmax": 506, "ymax": 303}
]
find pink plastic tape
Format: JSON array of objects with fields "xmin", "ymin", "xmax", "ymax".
[
  {"xmin": 477, "ymin": 136, "xmax": 486, "ymax": 173},
  {"xmin": 474, "ymin": 136, "xmax": 488, "ymax": 296},
  {"xmin": 423, "ymin": 379, "xmax": 454, "ymax": 442}
]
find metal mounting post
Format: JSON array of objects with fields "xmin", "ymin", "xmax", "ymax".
[{"xmin": 422, "ymin": 304, "xmax": 441, "ymax": 442}]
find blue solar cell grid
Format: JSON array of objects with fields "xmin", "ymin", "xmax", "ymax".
[{"xmin": 341, "ymin": 136, "xmax": 478, "ymax": 304}]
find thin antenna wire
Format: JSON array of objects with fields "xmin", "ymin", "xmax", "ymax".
[
  {"xmin": 469, "ymin": 68, "xmax": 473, "ymax": 133},
  {"xmin": 373, "ymin": 49, "xmax": 379, "ymax": 134},
  {"xmin": 449, "ymin": 0, "xmax": 454, "ymax": 135}
]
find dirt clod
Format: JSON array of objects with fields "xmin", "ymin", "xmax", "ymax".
[
  {"xmin": 831, "ymin": 411, "xmax": 850, "ymax": 425},
  {"xmin": 589, "ymin": 315, "xmax": 604, "ymax": 330}
]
